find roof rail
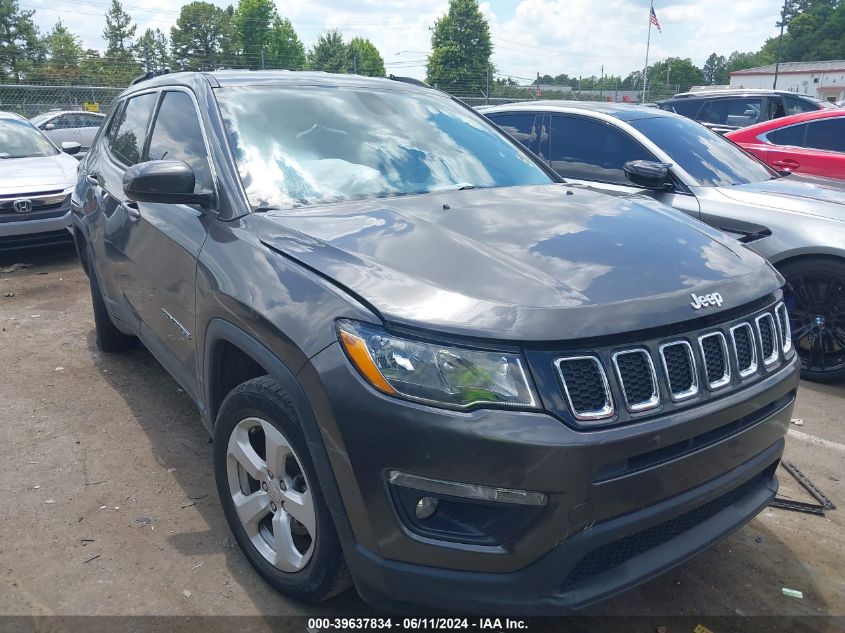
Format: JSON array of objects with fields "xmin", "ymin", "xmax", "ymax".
[
  {"xmin": 130, "ymin": 67, "xmax": 171, "ymax": 86},
  {"xmin": 388, "ymin": 74, "xmax": 433, "ymax": 89}
]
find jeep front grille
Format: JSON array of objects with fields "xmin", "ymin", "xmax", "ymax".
[
  {"xmin": 552, "ymin": 300, "xmax": 790, "ymax": 425},
  {"xmin": 612, "ymin": 349, "xmax": 659, "ymax": 412},
  {"xmin": 659, "ymin": 341, "xmax": 698, "ymax": 401},
  {"xmin": 555, "ymin": 356, "xmax": 614, "ymax": 421}
]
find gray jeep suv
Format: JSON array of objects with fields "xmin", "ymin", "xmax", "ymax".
[{"xmin": 71, "ymin": 70, "xmax": 799, "ymax": 614}]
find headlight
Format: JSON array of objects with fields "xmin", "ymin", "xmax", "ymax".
[{"xmin": 337, "ymin": 320, "xmax": 538, "ymax": 409}]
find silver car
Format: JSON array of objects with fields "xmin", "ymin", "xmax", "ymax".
[
  {"xmin": 0, "ymin": 111, "xmax": 81, "ymax": 250},
  {"xmin": 483, "ymin": 102, "xmax": 845, "ymax": 382},
  {"xmin": 30, "ymin": 110, "xmax": 105, "ymax": 152}
]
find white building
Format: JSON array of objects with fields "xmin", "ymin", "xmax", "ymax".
[{"xmin": 730, "ymin": 60, "xmax": 845, "ymax": 103}]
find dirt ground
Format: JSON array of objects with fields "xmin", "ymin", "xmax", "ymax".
[{"xmin": 1, "ymin": 244, "xmax": 843, "ymax": 631}]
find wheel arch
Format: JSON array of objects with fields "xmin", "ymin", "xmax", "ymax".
[
  {"xmin": 202, "ymin": 318, "xmax": 350, "ymax": 522},
  {"xmin": 769, "ymin": 248, "xmax": 845, "ymax": 270}
]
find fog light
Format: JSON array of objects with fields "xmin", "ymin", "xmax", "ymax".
[{"xmin": 415, "ymin": 496, "xmax": 439, "ymax": 519}]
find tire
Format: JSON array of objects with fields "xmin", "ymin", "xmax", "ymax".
[
  {"xmin": 88, "ymin": 265, "xmax": 136, "ymax": 353},
  {"xmin": 779, "ymin": 257, "xmax": 845, "ymax": 383},
  {"xmin": 213, "ymin": 376, "xmax": 351, "ymax": 602}
]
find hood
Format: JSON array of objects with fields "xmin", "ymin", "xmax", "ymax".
[
  {"xmin": 714, "ymin": 174, "xmax": 845, "ymax": 223},
  {"xmin": 0, "ymin": 153, "xmax": 78, "ymax": 194},
  {"xmin": 258, "ymin": 184, "xmax": 781, "ymax": 341}
]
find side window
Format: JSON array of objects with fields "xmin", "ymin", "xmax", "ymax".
[
  {"xmin": 665, "ymin": 99, "xmax": 702, "ymax": 119},
  {"xmin": 488, "ymin": 114, "xmax": 536, "ymax": 149},
  {"xmin": 108, "ymin": 92, "xmax": 157, "ymax": 166},
  {"xmin": 53, "ymin": 114, "xmax": 75, "ymax": 129},
  {"xmin": 767, "ymin": 123, "xmax": 807, "ymax": 147},
  {"xmin": 699, "ymin": 98, "xmax": 762, "ymax": 127},
  {"xmin": 804, "ymin": 119, "xmax": 845, "ymax": 153},
  {"xmin": 784, "ymin": 95, "xmax": 819, "ymax": 117},
  {"xmin": 146, "ymin": 91, "xmax": 213, "ymax": 192},
  {"xmin": 548, "ymin": 115, "xmax": 655, "ymax": 185},
  {"xmin": 80, "ymin": 114, "xmax": 103, "ymax": 128}
]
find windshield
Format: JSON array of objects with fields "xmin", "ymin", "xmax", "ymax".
[
  {"xmin": 0, "ymin": 118, "xmax": 58, "ymax": 159},
  {"xmin": 216, "ymin": 85, "xmax": 553, "ymax": 209},
  {"xmin": 629, "ymin": 115, "xmax": 777, "ymax": 187}
]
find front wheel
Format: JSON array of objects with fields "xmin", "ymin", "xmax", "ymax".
[
  {"xmin": 213, "ymin": 376, "xmax": 351, "ymax": 602},
  {"xmin": 780, "ymin": 257, "xmax": 845, "ymax": 382}
]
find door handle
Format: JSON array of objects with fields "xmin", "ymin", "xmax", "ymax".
[
  {"xmin": 123, "ymin": 201, "xmax": 141, "ymax": 221},
  {"xmin": 86, "ymin": 173, "xmax": 100, "ymax": 186},
  {"xmin": 772, "ymin": 159, "xmax": 799, "ymax": 169}
]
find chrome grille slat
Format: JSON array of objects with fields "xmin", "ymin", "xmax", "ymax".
[
  {"xmin": 730, "ymin": 322, "xmax": 758, "ymax": 378},
  {"xmin": 756, "ymin": 313, "xmax": 779, "ymax": 367},
  {"xmin": 698, "ymin": 331, "xmax": 731, "ymax": 389},
  {"xmin": 659, "ymin": 341, "xmax": 698, "ymax": 401},
  {"xmin": 775, "ymin": 302, "xmax": 792, "ymax": 355},
  {"xmin": 612, "ymin": 349, "xmax": 660, "ymax": 412},
  {"xmin": 555, "ymin": 356, "xmax": 614, "ymax": 421}
]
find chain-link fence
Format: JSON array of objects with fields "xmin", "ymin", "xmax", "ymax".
[
  {"xmin": 0, "ymin": 77, "xmax": 694, "ymax": 120},
  {"xmin": 0, "ymin": 84, "xmax": 123, "ymax": 118}
]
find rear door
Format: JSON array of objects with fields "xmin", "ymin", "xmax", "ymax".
[
  {"xmin": 765, "ymin": 117, "xmax": 845, "ymax": 178},
  {"xmin": 117, "ymin": 88, "xmax": 216, "ymax": 399}
]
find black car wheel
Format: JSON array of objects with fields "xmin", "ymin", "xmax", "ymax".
[
  {"xmin": 780, "ymin": 257, "xmax": 845, "ymax": 382},
  {"xmin": 213, "ymin": 376, "xmax": 351, "ymax": 602}
]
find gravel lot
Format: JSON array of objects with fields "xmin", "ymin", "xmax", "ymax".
[{"xmin": 1, "ymin": 244, "xmax": 843, "ymax": 630}]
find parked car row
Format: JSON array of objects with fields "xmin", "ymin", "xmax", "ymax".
[{"xmin": 1, "ymin": 71, "xmax": 842, "ymax": 614}]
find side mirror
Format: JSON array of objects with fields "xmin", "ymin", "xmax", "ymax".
[
  {"xmin": 123, "ymin": 160, "xmax": 214, "ymax": 206},
  {"xmin": 61, "ymin": 141, "xmax": 81, "ymax": 155},
  {"xmin": 44, "ymin": 123, "xmax": 56, "ymax": 130},
  {"xmin": 623, "ymin": 160, "xmax": 673, "ymax": 191}
]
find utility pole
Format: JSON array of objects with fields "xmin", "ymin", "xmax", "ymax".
[
  {"xmin": 614, "ymin": 77, "xmax": 619, "ymax": 102},
  {"xmin": 599, "ymin": 64, "xmax": 604, "ymax": 99},
  {"xmin": 144, "ymin": 40, "xmax": 150, "ymax": 73},
  {"xmin": 260, "ymin": 48, "xmax": 265, "ymax": 70},
  {"xmin": 773, "ymin": 0, "xmax": 788, "ymax": 89},
  {"xmin": 666, "ymin": 58, "xmax": 670, "ymax": 98}
]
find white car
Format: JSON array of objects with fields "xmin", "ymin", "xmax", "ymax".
[
  {"xmin": 30, "ymin": 110, "xmax": 105, "ymax": 151},
  {"xmin": 0, "ymin": 111, "xmax": 80, "ymax": 250}
]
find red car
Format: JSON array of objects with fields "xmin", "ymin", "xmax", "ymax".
[{"xmin": 726, "ymin": 109, "xmax": 845, "ymax": 179}]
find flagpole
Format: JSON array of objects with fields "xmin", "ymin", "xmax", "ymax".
[{"xmin": 643, "ymin": 0, "xmax": 653, "ymax": 103}]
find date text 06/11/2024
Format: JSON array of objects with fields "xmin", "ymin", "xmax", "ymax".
[{"xmin": 307, "ymin": 618, "xmax": 530, "ymax": 630}]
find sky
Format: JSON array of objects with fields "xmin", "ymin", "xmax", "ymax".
[{"xmin": 23, "ymin": 0, "xmax": 784, "ymax": 82}]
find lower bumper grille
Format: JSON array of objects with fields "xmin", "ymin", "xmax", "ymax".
[{"xmin": 561, "ymin": 465, "xmax": 775, "ymax": 591}]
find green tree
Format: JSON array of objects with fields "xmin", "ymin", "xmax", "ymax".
[
  {"xmin": 39, "ymin": 20, "xmax": 83, "ymax": 82},
  {"xmin": 234, "ymin": 0, "xmax": 276, "ymax": 68},
  {"xmin": 0, "ymin": 0, "xmax": 41, "ymax": 80},
  {"xmin": 136, "ymin": 27, "xmax": 169, "ymax": 71},
  {"xmin": 267, "ymin": 16, "xmax": 305, "ymax": 69},
  {"xmin": 171, "ymin": 1, "xmax": 233, "ymax": 70},
  {"xmin": 426, "ymin": 0, "xmax": 493, "ymax": 95},
  {"xmin": 307, "ymin": 29, "xmax": 347, "ymax": 73},
  {"xmin": 347, "ymin": 37, "xmax": 384, "ymax": 76},
  {"xmin": 103, "ymin": 0, "xmax": 135, "ymax": 54},
  {"xmin": 702, "ymin": 53, "xmax": 728, "ymax": 85},
  {"xmin": 647, "ymin": 57, "xmax": 703, "ymax": 98}
]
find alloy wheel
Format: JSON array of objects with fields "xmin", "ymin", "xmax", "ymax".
[
  {"xmin": 784, "ymin": 271, "xmax": 845, "ymax": 375},
  {"xmin": 226, "ymin": 417, "xmax": 316, "ymax": 572}
]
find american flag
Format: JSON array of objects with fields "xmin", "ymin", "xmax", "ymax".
[{"xmin": 650, "ymin": 6, "xmax": 662, "ymax": 32}]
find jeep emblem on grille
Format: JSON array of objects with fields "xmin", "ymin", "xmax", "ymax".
[
  {"xmin": 12, "ymin": 199, "xmax": 33, "ymax": 214},
  {"xmin": 690, "ymin": 291, "xmax": 724, "ymax": 310}
]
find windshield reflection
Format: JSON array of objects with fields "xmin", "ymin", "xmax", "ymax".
[{"xmin": 216, "ymin": 85, "xmax": 552, "ymax": 209}]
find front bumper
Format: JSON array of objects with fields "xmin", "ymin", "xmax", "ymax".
[
  {"xmin": 300, "ymin": 342, "xmax": 799, "ymax": 614},
  {"xmin": 0, "ymin": 210, "xmax": 73, "ymax": 250}
]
